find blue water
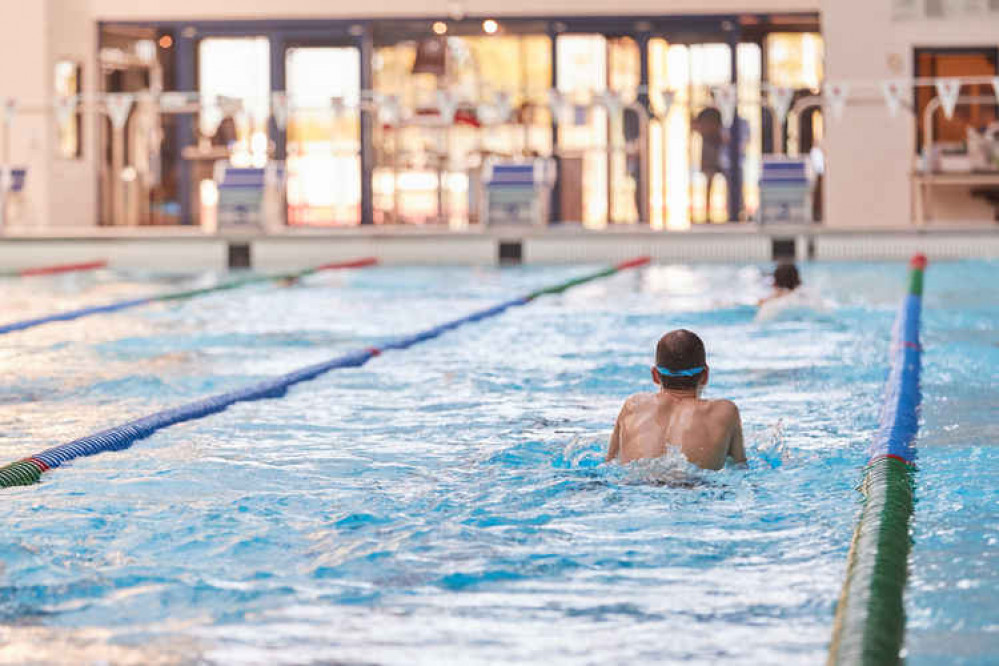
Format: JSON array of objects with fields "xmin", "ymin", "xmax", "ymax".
[{"xmin": 0, "ymin": 262, "xmax": 995, "ymax": 664}]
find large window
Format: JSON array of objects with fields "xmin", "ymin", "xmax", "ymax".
[
  {"xmin": 372, "ymin": 33, "xmax": 552, "ymax": 226},
  {"xmin": 914, "ymin": 47, "xmax": 998, "ymax": 152},
  {"xmin": 285, "ymin": 46, "xmax": 361, "ymax": 226},
  {"xmin": 197, "ymin": 37, "xmax": 271, "ymax": 164},
  {"xmin": 557, "ymin": 34, "xmax": 609, "ymax": 228}
]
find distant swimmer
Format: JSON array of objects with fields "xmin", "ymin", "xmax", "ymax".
[
  {"xmin": 758, "ymin": 262, "xmax": 801, "ymax": 307},
  {"xmin": 755, "ymin": 262, "xmax": 829, "ymax": 322},
  {"xmin": 606, "ymin": 329, "xmax": 746, "ymax": 470}
]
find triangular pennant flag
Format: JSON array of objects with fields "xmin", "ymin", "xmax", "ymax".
[
  {"xmin": 823, "ymin": 82, "xmax": 850, "ymax": 121},
  {"xmin": 659, "ymin": 90, "xmax": 676, "ymax": 118},
  {"xmin": 435, "ymin": 90, "xmax": 456, "ymax": 122},
  {"xmin": 3, "ymin": 98, "xmax": 17, "ymax": 126},
  {"xmin": 492, "ymin": 91, "xmax": 512, "ymax": 123},
  {"xmin": 475, "ymin": 100, "xmax": 497, "ymax": 125},
  {"xmin": 271, "ymin": 92, "xmax": 288, "ymax": 130},
  {"xmin": 601, "ymin": 90, "xmax": 623, "ymax": 116},
  {"xmin": 53, "ymin": 95, "xmax": 78, "ymax": 126},
  {"xmin": 217, "ymin": 95, "xmax": 242, "ymax": 119},
  {"xmin": 713, "ymin": 84, "xmax": 737, "ymax": 127},
  {"xmin": 330, "ymin": 96, "xmax": 346, "ymax": 117},
  {"xmin": 378, "ymin": 94, "xmax": 401, "ymax": 125},
  {"xmin": 881, "ymin": 80, "xmax": 909, "ymax": 118},
  {"xmin": 935, "ymin": 78, "xmax": 961, "ymax": 120},
  {"xmin": 992, "ymin": 77, "xmax": 999, "ymax": 105},
  {"xmin": 768, "ymin": 84, "xmax": 795, "ymax": 127},
  {"xmin": 105, "ymin": 93, "xmax": 135, "ymax": 130},
  {"xmin": 547, "ymin": 89, "xmax": 568, "ymax": 120},
  {"xmin": 593, "ymin": 90, "xmax": 621, "ymax": 116}
]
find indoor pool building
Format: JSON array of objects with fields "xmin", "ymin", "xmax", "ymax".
[
  {"xmin": 0, "ymin": 2, "xmax": 997, "ymax": 665},
  {"xmin": 0, "ymin": 0, "xmax": 997, "ymax": 266}
]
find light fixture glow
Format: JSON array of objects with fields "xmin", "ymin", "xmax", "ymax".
[
  {"xmin": 482, "ymin": 19, "xmax": 499, "ymax": 35},
  {"xmin": 432, "ymin": 21, "xmax": 448, "ymax": 35},
  {"xmin": 158, "ymin": 35, "xmax": 174, "ymax": 49}
]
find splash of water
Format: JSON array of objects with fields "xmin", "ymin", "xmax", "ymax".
[{"xmin": 619, "ymin": 445, "xmax": 710, "ymax": 488}]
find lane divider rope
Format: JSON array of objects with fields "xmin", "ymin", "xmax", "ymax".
[
  {"xmin": 1, "ymin": 260, "xmax": 108, "ymax": 278},
  {"xmin": 0, "ymin": 256, "xmax": 650, "ymax": 488},
  {"xmin": 0, "ymin": 257, "xmax": 378, "ymax": 337},
  {"xmin": 827, "ymin": 254, "xmax": 926, "ymax": 666}
]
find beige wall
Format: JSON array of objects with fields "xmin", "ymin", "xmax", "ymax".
[
  {"xmin": 0, "ymin": 3, "xmax": 50, "ymax": 229},
  {"xmin": 49, "ymin": 0, "xmax": 99, "ymax": 229},
  {"xmin": 822, "ymin": 2, "xmax": 999, "ymax": 228},
  {"xmin": 7, "ymin": 0, "xmax": 998, "ymax": 231}
]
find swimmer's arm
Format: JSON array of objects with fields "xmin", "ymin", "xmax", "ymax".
[
  {"xmin": 605, "ymin": 406, "xmax": 625, "ymax": 462},
  {"xmin": 726, "ymin": 403, "xmax": 747, "ymax": 466}
]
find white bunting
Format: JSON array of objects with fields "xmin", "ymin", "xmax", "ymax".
[
  {"xmin": 768, "ymin": 84, "xmax": 795, "ymax": 127},
  {"xmin": 270, "ymin": 92, "xmax": 288, "ymax": 130},
  {"xmin": 104, "ymin": 93, "xmax": 135, "ymax": 130},
  {"xmin": 597, "ymin": 90, "xmax": 623, "ymax": 116},
  {"xmin": 659, "ymin": 89, "xmax": 676, "ymax": 118},
  {"xmin": 53, "ymin": 95, "xmax": 78, "ymax": 126},
  {"xmin": 3, "ymin": 98, "xmax": 17, "ymax": 126},
  {"xmin": 330, "ymin": 95, "xmax": 346, "ymax": 117},
  {"xmin": 934, "ymin": 78, "xmax": 961, "ymax": 120},
  {"xmin": 217, "ymin": 95, "xmax": 242, "ymax": 119},
  {"xmin": 823, "ymin": 82, "xmax": 850, "ymax": 121},
  {"xmin": 492, "ymin": 91, "xmax": 512, "ymax": 123},
  {"xmin": 378, "ymin": 94, "xmax": 401, "ymax": 125},
  {"xmin": 546, "ymin": 89, "xmax": 568, "ymax": 120},
  {"xmin": 435, "ymin": 90, "xmax": 456, "ymax": 122},
  {"xmin": 990, "ymin": 77, "xmax": 999, "ymax": 106},
  {"xmin": 881, "ymin": 80, "xmax": 909, "ymax": 118},
  {"xmin": 713, "ymin": 84, "xmax": 737, "ymax": 127}
]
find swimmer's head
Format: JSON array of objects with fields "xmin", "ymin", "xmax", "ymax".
[
  {"xmin": 773, "ymin": 262, "xmax": 801, "ymax": 291},
  {"xmin": 653, "ymin": 329, "xmax": 708, "ymax": 392}
]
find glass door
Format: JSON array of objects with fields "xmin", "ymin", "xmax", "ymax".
[
  {"xmin": 650, "ymin": 40, "xmax": 761, "ymax": 227},
  {"xmin": 285, "ymin": 46, "xmax": 362, "ymax": 226},
  {"xmin": 556, "ymin": 34, "xmax": 609, "ymax": 228},
  {"xmin": 197, "ymin": 36, "xmax": 271, "ymax": 229}
]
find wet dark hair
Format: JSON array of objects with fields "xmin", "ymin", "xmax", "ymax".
[
  {"xmin": 774, "ymin": 263, "xmax": 801, "ymax": 290},
  {"xmin": 655, "ymin": 329, "xmax": 707, "ymax": 390}
]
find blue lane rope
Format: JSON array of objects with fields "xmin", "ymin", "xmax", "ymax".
[
  {"xmin": 0, "ymin": 257, "xmax": 378, "ymax": 338},
  {"xmin": 0, "ymin": 297, "xmax": 156, "ymax": 336},
  {"xmin": 868, "ymin": 291, "xmax": 922, "ymax": 465},
  {"xmin": 2, "ymin": 257, "xmax": 647, "ymax": 486},
  {"xmin": 828, "ymin": 255, "xmax": 926, "ymax": 665}
]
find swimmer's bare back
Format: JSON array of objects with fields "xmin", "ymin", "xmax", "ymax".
[{"xmin": 606, "ymin": 393, "xmax": 746, "ymax": 470}]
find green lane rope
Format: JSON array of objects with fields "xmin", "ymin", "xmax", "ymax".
[
  {"xmin": 827, "ymin": 254, "xmax": 927, "ymax": 666},
  {"xmin": 0, "ymin": 257, "xmax": 377, "ymax": 337}
]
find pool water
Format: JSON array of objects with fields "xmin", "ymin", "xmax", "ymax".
[{"xmin": 1, "ymin": 262, "xmax": 995, "ymax": 665}]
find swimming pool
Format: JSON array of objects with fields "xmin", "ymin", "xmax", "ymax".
[{"xmin": 1, "ymin": 261, "xmax": 995, "ymax": 664}]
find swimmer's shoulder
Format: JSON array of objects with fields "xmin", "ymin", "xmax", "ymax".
[
  {"xmin": 621, "ymin": 392, "xmax": 658, "ymax": 413},
  {"xmin": 701, "ymin": 398, "xmax": 741, "ymax": 421}
]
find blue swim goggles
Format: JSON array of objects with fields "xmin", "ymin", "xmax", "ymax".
[{"xmin": 656, "ymin": 365, "xmax": 705, "ymax": 377}]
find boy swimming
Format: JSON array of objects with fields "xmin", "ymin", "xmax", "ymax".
[
  {"xmin": 758, "ymin": 262, "xmax": 802, "ymax": 307},
  {"xmin": 606, "ymin": 329, "xmax": 746, "ymax": 470}
]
